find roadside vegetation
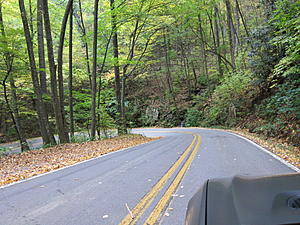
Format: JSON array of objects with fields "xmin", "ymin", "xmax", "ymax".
[{"xmin": 0, "ymin": 0, "xmax": 298, "ymax": 156}]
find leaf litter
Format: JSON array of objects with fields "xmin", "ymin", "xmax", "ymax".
[{"xmin": 0, "ymin": 135, "xmax": 159, "ymax": 187}]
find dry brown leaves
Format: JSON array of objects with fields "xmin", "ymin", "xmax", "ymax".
[{"xmin": 0, "ymin": 135, "xmax": 159, "ymax": 187}]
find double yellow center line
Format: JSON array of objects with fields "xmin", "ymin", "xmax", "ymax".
[{"xmin": 119, "ymin": 132, "xmax": 201, "ymax": 225}]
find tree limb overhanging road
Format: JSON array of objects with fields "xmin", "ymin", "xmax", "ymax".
[{"xmin": 0, "ymin": 128, "xmax": 298, "ymax": 225}]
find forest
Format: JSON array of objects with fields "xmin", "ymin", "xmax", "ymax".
[{"xmin": 0, "ymin": 0, "xmax": 299, "ymax": 150}]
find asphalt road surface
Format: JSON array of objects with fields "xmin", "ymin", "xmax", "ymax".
[{"xmin": 0, "ymin": 128, "xmax": 298, "ymax": 225}]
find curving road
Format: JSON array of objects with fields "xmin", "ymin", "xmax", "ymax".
[{"xmin": 0, "ymin": 128, "xmax": 298, "ymax": 225}]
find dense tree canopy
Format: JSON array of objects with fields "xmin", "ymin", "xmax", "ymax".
[{"xmin": 0, "ymin": 0, "xmax": 299, "ymax": 148}]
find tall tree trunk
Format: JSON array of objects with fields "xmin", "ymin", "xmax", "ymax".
[
  {"xmin": 37, "ymin": 0, "xmax": 47, "ymax": 94},
  {"xmin": 224, "ymin": 0, "xmax": 236, "ymax": 69},
  {"xmin": 214, "ymin": 6, "xmax": 223, "ymax": 77},
  {"xmin": 235, "ymin": 0, "xmax": 249, "ymax": 37},
  {"xmin": 198, "ymin": 15, "xmax": 209, "ymax": 88},
  {"xmin": 69, "ymin": 2, "xmax": 74, "ymax": 138},
  {"xmin": 37, "ymin": 0, "xmax": 56, "ymax": 145},
  {"xmin": 180, "ymin": 42, "xmax": 192, "ymax": 96},
  {"xmin": 29, "ymin": 0, "xmax": 34, "ymax": 39},
  {"xmin": 234, "ymin": 2, "xmax": 240, "ymax": 55},
  {"xmin": 96, "ymin": 33, "xmax": 112, "ymax": 137},
  {"xmin": 190, "ymin": 61, "xmax": 198, "ymax": 89},
  {"xmin": 120, "ymin": 18, "xmax": 140, "ymax": 128},
  {"xmin": 163, "ymin": 31, "xmax": 174, "ymax": 97},
  {"xmin": 110, "ymin": 0, "xmax": 126, "ymax": 135},
  {"xmin": 217, "ymin": 10, "xmax": 226, "ymax": 51},
  {"xmin": 90, "ymin": 0, "xmax": 99, "ymax": 139},
  {"xmin": 77, "ymin": 0, "xmax": 91, "ymax": 87},
  {"xmin": 42, "ymin": 0, "xmax": 69, "ymax": 143},
  {"xmin": 120, "ymin": 76, "xmax": 126, "ymax": 129},
  {"xmin": 57, "ymin": 0, "xmax": 73, "ymax": 137},
  {"xmin": 96, "ymin": 76, "xmax": 102, "ymax": 138},
  {"xmin": 19, "ymin": 0, "xmax": 54, "ymax": 145}
]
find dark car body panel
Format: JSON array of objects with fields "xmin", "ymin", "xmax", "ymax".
[{"xmin": 185, "ymin": 173, "xmax": 300, "ymax": 225}]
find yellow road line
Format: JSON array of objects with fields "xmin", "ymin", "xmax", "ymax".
[
  {"xmin": 119, "ymin": 134, "xmax": 198, "ymax": 225},
  {"xmin": 144, "ymin": 135, "xmax": 201, "ymax": 225}
]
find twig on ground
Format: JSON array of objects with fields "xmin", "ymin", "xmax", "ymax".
[{"xmin": 125, "ymin": 203, "xmax": 135, "ymax": 219}]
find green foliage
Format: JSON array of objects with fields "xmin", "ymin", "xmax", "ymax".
[
  {"xmin": 206, "ymin": 71, "xmax": 254, "ymax": 125},
  {"xmin": 0, "ymin": 0, "xmax": 299, "ymax": 147},
  {"xmin": 0, "ymin": 146, "xmax": 8, "ymax": 153},
  {"xmin": 42, "ymin": 143, "xmax": 56, "ymax": 149},
  {"xmin": 185, "ymin": 107, "xmax": 201, "ymax": 127},
  {"xmin": 70, "ymin": 134, "xmax": 93, "ymax": 143},
  {"xmin": 263, "ymin": 85, "xmax": 300, "ymax": 120},
  {"xmin": 248, "ymin": 25, "xmax": 282, "ymax": 81},
  {"xmin": 271, "ymin": 0, "xmax": 300, "ymax": 82},
  {"xmin": 67, "ymin": 89, "xmax": 91, "ymax": 129},
  {"xmin": 98, "ymin": 105, "xmax": 116, "ymax": 130}
]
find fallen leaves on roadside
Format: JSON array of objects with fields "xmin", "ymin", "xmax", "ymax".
[{"xmin": 0, "ymin": 135, "xmax": 159, "ymax": 187}]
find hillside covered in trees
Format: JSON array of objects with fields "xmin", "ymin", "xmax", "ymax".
[{"xmin": 0, "ymin": 0, "xmax": 299, "ymax": 150}]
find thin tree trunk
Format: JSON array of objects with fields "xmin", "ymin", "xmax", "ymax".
[
  {"xmin": 190, "ymin": 61, "xmax": 198, "ymax": 89},
  {"xmin": 120, "ymin": 15, "xmax": 144, "ymax": 134},
  {"xmin": 120, "ymin": 19, "xmax": 140, "ymax": 133},
  {"xmin": 180, "ymin": 42, "xmax": 192, "ymax": 95},
  {"xmin": 69, "ymin": 2, "xmax": 74, "ymax": 138},
  {"xmin": 214, "ymin": 6, "xmax": 223, "ymax": 76},
  {"xmin": 110, "ymin": 0, "xmax": 126, "ymax": 135},
  {"xmin": 37, "ymin": 0, "xmax": 56, "ymax": 145},
  {"xmin": 198, "ymin": 15, "xmax": 209, "ymax": 88},
  {"xmin": 57, "ymin": 0, "xmax": 73, "ymax": 136},
  {"xmin": 37, "ymin": 0, "xmax": 47, "ymax": 94},
  {"xmin": 235, "ymin": 0, "xmax": 249, "ymax": 37},
  {"xmin": 216, "ymin": 7, "xmax": 226, "ymax": 55},
  {"xmin": 29, "ymin": 0, "xmax": 34, "ymax": 39},
  {"xmin": 234, "ymin": 2, "xmax": 240, "ymax": 55},
  {"xmin": 163, "ymin": 31, "xmax": 173, "ymax": 96},
  {"xmin": 120, "ymin": 76, "xmax": 126, "ymax": 129},
  {"xmin": 2, "ymin": 74, "xmax": 29, "ymax": 151},
  {"xmin": 9, "ymin": 77, "xmax": 30, "ymax": 151},
  {"xmin": 90, "ymin": 0, "xmax": 99, "ymax": 139},
  {"xmin": 42, "ymin": 0, "xmax": 69, "ymax": 143},
  {"xmin": 225, "ymin": 0, "xmax": 236, "ymax": 69},
  {"xmin": 96, "ymin": 33, "xmax": 112, "ymax": 137},
  {"xmin": 78, "ymin": 0, "xmax": 92, "ymax": 87},
  {"xmin": 96, "ymin": 75, "xmax": 102, "ymax": 138}
]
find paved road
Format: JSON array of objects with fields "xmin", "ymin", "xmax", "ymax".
[{"xmin": 0, "ymin": 128, "xmax": 298, "ymax": 225}]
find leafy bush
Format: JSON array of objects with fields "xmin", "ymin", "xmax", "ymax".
[
  {"xmin": 263, "ymin": 85, "xmax": 300, "ymax": 120},
  {"xmin": 205, "ymin": 71, "xmax": 255, "ymax": 125},
  {"xmin": 185, "ymin": 108, "xmax": 201, "ymax": 127},
  {"xmin": 271, "ymin": 0, "xmax": 300, "ymax": 81},
  {"xmin": 0, "ymin": 146, "xmax": 8, "ymax": 154}
]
